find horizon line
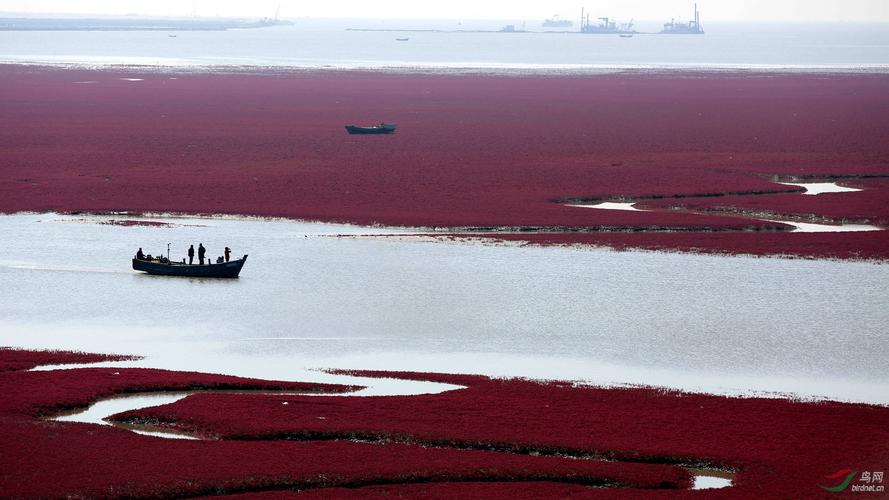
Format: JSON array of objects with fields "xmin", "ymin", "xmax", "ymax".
[{"xmin": 2, "ymin": 12, "xmax": 889, "ymax": 24}]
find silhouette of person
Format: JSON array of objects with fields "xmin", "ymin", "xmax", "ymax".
[
  {"xmin": 136, "ymin": 248, "xmax": 145, "ymax": 260},
  {"xmin": 188, "ymin": 244, "xmax": 195, "ymax": 265},
  {"xmin": 198, "ymin": 243, "xmax": 206, "ymax": 265},
  {"xmin": 224, "ymin": 246, "xmax": 231, "ymax": 262}
]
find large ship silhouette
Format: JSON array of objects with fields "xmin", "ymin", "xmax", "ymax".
[
  {"xmin": 542, "ymin": 15, "xmax": 573, "ymax": 28},
  {"xmin": 579, "ymin": 8, "xmax": 635, "ymax": 34}
]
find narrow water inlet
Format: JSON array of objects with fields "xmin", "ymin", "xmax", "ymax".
[
  {"xmin": 762, "ymin": 219, "xmax": 881, "ymax": 233},
  {"xmin": 53, "ymin": 392, "xmax": 200, "ymax": 440},
  {"xmin": 691, "ymin": 470, "xmax": 733, "ymax": 489},
  {"xmin": 566, "ymin": 202, "xmax": 645, "ymax": 211},
  {"xmin": 776, "ymin": 182, "xmax": 862, "ymax": 195},
  {"xmin": 565, "ymin": 200, "xmax": 882, "ymax": 233}
]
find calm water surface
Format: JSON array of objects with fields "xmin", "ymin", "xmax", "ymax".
[
  {"xmin": 1, "ymin": 21, "xmax": 888, "ymax": 70},
  {"xmin": 1, "ymin": 213, "xmax": 887, "ymax": 403}
]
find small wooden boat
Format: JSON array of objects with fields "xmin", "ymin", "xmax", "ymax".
[
  {"xmin": 345, "ymin": 123, "xmax": 396, "ymax": 134},
  {"xmin": 132, "ymin": 255, "xmax": 248, "ymax": 278}
]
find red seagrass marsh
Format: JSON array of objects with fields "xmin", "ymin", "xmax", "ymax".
[
  {"xmin": 4, "ymin": 348, "xmax": 889, "ymax": 498},
  {"xmin": 1, "ymin": 66, "xmax": 887, "ymax": 257}
]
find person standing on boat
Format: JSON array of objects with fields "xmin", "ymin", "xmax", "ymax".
[
  {"xmin": 136, "ymin": 248, "xmax": 145, "ymax": 260},
  {"xmin": 224, "ymin": 246, "xmax": 231, "ymax": 262},
  {"xmin": 198, "ymin": 243, "xmax": 206, "ymax": 265},
  {"xmin": 188, "ymin": 244, "xmax": 195, "ymax": 265}
]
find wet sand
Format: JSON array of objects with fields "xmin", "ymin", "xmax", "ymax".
[{"xmin": 1, "ymin": 65, "xmax": 888, "ymax": 258}]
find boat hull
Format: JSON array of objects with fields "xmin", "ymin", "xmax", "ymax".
[
  {"xmin": 345, "ymin": 124, "xmax": 396, "ymax": 134},
  {"xmin": 132, "ymin": 255, "xmax": 248, "ymax": 278}
]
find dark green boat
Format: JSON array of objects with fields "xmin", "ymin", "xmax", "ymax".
[{"xmin": 345, "ymin": 123, "xmax": 396, "ymax": 134}]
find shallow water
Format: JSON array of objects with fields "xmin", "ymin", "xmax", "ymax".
[
  {"xmin": 691, "ymin": 473, "xmax": 733, "ymax": 490},
  {"xmin": 762, "ymin": 219, "xmax": 881, "ymax": 233},
  {"xmin": 568, "ymin": 202, "xmax": 644, "ymax": 211},
  {"xmin": 54, "ymin": 392, "xmax": 199, "ymax": 440},
  {"xmin": 567, "ymin": 201, "xmax": 882, "ymax": 232},
  {"xmin": 777, "ymin": 182, "xmax": 863, "ymax": 195},
  {"xmin": 1, "ymin": 213, "xmax": 888, "ymax": 404}
]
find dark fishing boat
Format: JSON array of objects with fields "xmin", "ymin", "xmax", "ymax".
[
  {"xmin": 132, "ymin": 255, "xmax": 248, "ymax": 278},
  {"xmin": 345, "ymin": 123, "xmax": 396, "ymax": 134}
]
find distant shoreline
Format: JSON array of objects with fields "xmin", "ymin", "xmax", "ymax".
[
  {"xmin": 2, "ymin": 60, "xmax": 889, "ymax": 76},
  {"xmin": 0, "ymin": 17, "xmax": 293, "ymax": 31}
]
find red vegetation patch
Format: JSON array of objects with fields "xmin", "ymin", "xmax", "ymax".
[
  {"xmin": 856, "ymin": 178, "xmax": 889, "ymax": 191},
  {"xmin": 481, "ymin": 230, "xmax": 889, "ymax": 260},
  {"xmin": 202, "ymin": 482, "xmax": 660, "ymax": 499},
  {"xmin": 0, "ymin": 347, "xmax": 135, "ymax": 372},
  {"xmin": 0, "ymin": 348, "xmax": 358, "ymax": 419},
  {"xmin": 1, "ymin": 66, "xmax": 888, "ymax": 257},
  {"xmin": 2, "ymin": 347, "xmax": 881, "ymax": 498},
  {"xmin": 636, "ymin": 185, "xmax": 889, "ymax": 227},
  {"xmin": 1, "ymin": 350, "xmax": 690, "ymax": 498},
  {"xmin": 114, "ymin": 369, "xmax": 889, "ymax": 498}
]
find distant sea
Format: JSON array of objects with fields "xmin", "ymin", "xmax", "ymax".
[{"xmin": 1, "ymin": 18, "xmax": 888, "ymax": 72}]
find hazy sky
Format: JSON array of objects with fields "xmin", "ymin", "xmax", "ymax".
[{"xmin": 3, "ymin": 0, "xmax": 888, "ymax": 22}]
